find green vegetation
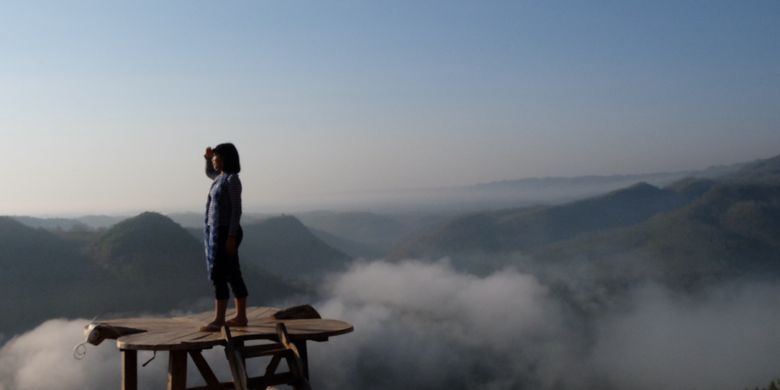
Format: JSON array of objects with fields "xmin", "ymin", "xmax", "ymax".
[
  {"xmin": 0, "ymin": 212, "xmax": 341, "ymax": 337},
  {"xmin": 388, "ymin": 153, "xmax": 780, "ymax": 301},
  {"xmin": 240, "ymin": 216, "xmax": 352, "ymax": 282}
]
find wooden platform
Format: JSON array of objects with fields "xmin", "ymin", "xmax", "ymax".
[{"xmin": 85, "ymin": 306, "xmax": 353, "ymax": 390}]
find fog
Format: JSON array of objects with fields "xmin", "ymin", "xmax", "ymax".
[
  {"xmin": 1, "ymin": 260, "xmax": 779, "ymax": 389},
  {"xmin": 310, "ymin": 260, "xmax": 780, "ymax": 390}
]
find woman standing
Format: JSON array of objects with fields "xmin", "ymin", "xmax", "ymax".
[{"xmin": 201, "ymin": 143, "xmax": 249, "ymax": 332}]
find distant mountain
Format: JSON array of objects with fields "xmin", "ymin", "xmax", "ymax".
[
  {"xmin": 326, "ymin": 160, "xmax": 746, "ymax": 212},
  {"xmin": 387, "ymin": 153, "xmax": 780, "ymax": 302},
  {"xmin": 168, "ymin": 212, "xmax": 207, "ymax": 228},
  {"xmin": 391, "ymin": 182, "xmax": 697, "ymax": 261},
  {"xmin": 90, "ymin": 212, "xmax": 298, "ymax": 308},
  {"xmin": 90, "ymin": 212, "xmax": 205, "ymax": 281},
  {"xmin": 295, "ymin": 211, "xmax": 411, "ymax": 248},
  {"xmin": 470, "ymin": 162, "xmax": 743, "ymax": 193},
  {"xmin": 170, "ymin": 212, "xmax": 273, "ymax": 229},
  {"xmin": 240, "ymin": 216, "xmax": 352, "ymax": 282},
  {"xmin": 0, "ymin": 217, "xmax": 106, "ymax": 336},
  {"xmin": 724, "ymin": 153, "xmax": 780, "ymax": 184},
  {"xmin": 11, "ymin": 216, "xmax": 90, "ymax": 231},
  {"xmin": 307, "ymin": 226, "xmax": 386, "ymax": 259},
  {"xmin": 75, "ymin": 215, "xmax": 126, "ymax": 229},
  {"xmin": 295, "ymin": 210, "xmax": 449, "ymax": 256},
  {"xmin": 0, "ymin": 212, "xmax": 303, "ymax": 338},
  {"xmin": 182, "ymin": 215, "xmax": 353, "ymax": 283},
  {"xmin": 532, "ymin": 183, "xmax": 780, "ymax": 287}
]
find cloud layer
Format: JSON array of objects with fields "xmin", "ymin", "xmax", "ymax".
[
  {"xmin": 309, "ymin": 260, "xmax": 780, "ymax": 390},
  {"xmin": 2, "ymin": 260, "xmax": 779, "ymax": 390}
]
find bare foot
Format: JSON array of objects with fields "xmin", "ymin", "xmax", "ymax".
[
  {"xmin": 225, "ymin": 317, "xmax": 248, "ymax": 327},
  {"xmin": 200, "ymin": 319, "xmax": 224, "ymax": 332}
]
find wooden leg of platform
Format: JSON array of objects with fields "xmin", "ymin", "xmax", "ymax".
[
  {"xmin": 293, "ymin": 340, "xmax": 310, "ymax": 380},
  {"xmin": 121, "ymin": 349, "xmax": 138, "ymax": 390},
  {"xmin": 167, "ymin": 351, "xmax": 188, "ymax": 390},
  {"xmin": 189, "ymin": 350, "xmax": 222, "ymax": 389}
]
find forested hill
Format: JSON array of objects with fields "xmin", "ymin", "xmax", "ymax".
[
  {"xmin": 389, "ymin": 153, "xmax": 780, "ymax": 287},
  {"xmin": 390, "ymin": 181, "xmax": 704, "ymax": 260},
  {"xmin": 236, "ymin": 215, "xmax": 353, "ymax": 282},
  {"xmin": 0, "ymin": 212, "xmax": 335, "ymax": 338}
]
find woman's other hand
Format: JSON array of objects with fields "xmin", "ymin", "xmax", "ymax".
[
  {"xmin": 204, "ymin": 147, "xmax": 214, "ymax": 159},
  {"xmin": 226, "ymin": 236, "xmax": 238, "ymax": 257}
]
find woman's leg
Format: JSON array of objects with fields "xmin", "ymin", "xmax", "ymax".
[
  {"xmin": 201, "ymin": 298, "xmax": 227, "ymax": 331},
  {"xmin": 226, "ymin": 227, "xmax": 248, "ymax": 326},
  {"xmin": 226, "ymin": 296, "xmax": 247, "ymax": 326},
  {"xmin": 202, "ymin": 227, "xmax": 232, "ymax": 331}
]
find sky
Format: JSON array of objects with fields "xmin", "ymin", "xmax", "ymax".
[{"xmin": 2, "ymin": 0, "xmax": 779, "ymax": 215}]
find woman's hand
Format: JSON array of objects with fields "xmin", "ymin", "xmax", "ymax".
[
  {"xmin": 226, "ymin": 236, "xmax": 238, "ymax": 257},
  {"xmin": 204, "ymin": 147, "xmax": 214, "ymax": 159}
]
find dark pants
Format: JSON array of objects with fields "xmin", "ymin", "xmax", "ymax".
[{"xmin": 210, "ymin": 226, "xmax": 249, "ymax": 300}]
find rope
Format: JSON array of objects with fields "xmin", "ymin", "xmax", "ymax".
[
  {"xmin": 72, "ymin": 315, "xmax": 157, "ymax": 368},
  {"xmin": 72, "ymin": 342, "xmax": 88, "ymax": 360},
  {"xmin": 72, "ymin": 315, "xmax": 100, "ymax": 360}
]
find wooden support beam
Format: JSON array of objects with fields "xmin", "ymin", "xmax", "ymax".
[
  {"xmin": 121, "ymin": 349, "xmax": 138, "ymax": 390},
  {"xmin": 167, "ymin": 351, "xmax": 188, "ymax": 390},
  {"xmin": 189, "ymin": 351, "xmax": 222, "ymax": 390},
  {"xmin": 293, "ymin": 340, "xmax": 310, "ymax": 380}
]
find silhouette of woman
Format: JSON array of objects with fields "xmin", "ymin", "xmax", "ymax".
[{"xmin": 201, "ymin": 143, "xmax": 249, "ymax": 332}]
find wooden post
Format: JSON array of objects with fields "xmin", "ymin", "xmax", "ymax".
[
  {"xmin": 167, "ymin": 351, "xmax": 188, "ymax": 390},
  {"xmin": 121, "ymin": 349, "xmax": 138, "ymax": 390},
  {"xmin": 189, "ymin": 350, "xmax": 222, "ymax": 389},
  {"xmin": 293, "ymin": 340, "xmax": 310, "ymax": 380}
]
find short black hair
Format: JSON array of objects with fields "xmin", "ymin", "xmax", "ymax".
[{"xmin": 213, "ymin": 143, "xmax": 241, "ymax": 174}]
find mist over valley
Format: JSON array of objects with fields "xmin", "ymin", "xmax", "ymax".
[{"xmin": 2, "ymin": 154, "xmax": 780, "ymax": 389}]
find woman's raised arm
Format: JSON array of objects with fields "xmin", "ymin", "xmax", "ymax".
[{"xmin": 204, "ymin": 147, "xmax": 218, "ymax": 179}]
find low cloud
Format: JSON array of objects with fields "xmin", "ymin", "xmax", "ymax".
[
  {"xmin": 0, "ymin": 318, "xmax": 230, "ymax": 390},
  {"xmin": 2, "ymin": 260, "xmax": 779, "ymax": 390},
  {"xmin": 309, "ymin": 259, "xmax": 583, "ymax": 389},
  {"xmin": 0, "ymin": 319, "xmax": 122, "ymax": 390},
  {"xmin": 589, "ymin": 283, "xmax": 780, "ymax": 390},
  {"xmin": 308, "ymin": 260, "xmax": 780, "ymax": 390}
]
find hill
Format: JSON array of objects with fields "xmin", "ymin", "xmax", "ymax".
[
  {"xmin": 724, "ymin": 153, "xmax": 780, "ymax": 184},
  {"xmin": 239, "ymin": 216, "xmax": 353, "ymax": 282},
  {"xmin": 11, "ymin": 216, "xmax": 90, "ymax": 231},
  {"xmin": 0, "ymin": 217, "xmax": 106, "ymax": 336},
  {"xmin": 0, "ymin": 212, "xmax": 302, "ymax": 339},
  {"xmin": 90, "ymin": 212, "xmax": 298, "ymax": 308},
  {"xmin": 307, "ymin": 226, "xmax": 386, "ymax": 259},
  {"xmin": 295, "ymin": 211, "xmax": 411, "ymax": 249},
  {"xmin": 532, "ymin": 183, "xmax": 780, "ymax": 291},
  {"xmin": 391, "ymin": 182, "xmax": 697, "ymax": 261}
]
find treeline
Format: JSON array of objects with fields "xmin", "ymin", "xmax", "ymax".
[{"xmin": 745, "ymin": 379, "xmax": 780, "ymax": 390}]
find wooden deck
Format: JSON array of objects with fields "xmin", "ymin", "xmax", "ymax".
[{"xmin": 85, "ymin": 306, "xmax": 353, "ymax": 390}]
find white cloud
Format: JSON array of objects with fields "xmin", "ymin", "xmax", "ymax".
[
  {"xmin": 3, "ymin": 261, "xmax": 779, "ymax": 390},
  {"xmin": 589, "ymin": 283, "xmax": 780, "ymax": 390},
  {"xmin": 0, "ymin": 318, "xmax": 232, "ymax": 390},
  {"xmin": 309, "ymin": 259, "xmax": 579, "ymax": 390}
]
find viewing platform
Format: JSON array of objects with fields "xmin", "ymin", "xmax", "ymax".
[{"xmin": 85, "ymin": 306, "xmax": 353, "ymax": 390}]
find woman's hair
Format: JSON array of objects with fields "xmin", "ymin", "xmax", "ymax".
[{"xmin": 213, "ymin": 143, "xmax": 241, "ymax": 174}]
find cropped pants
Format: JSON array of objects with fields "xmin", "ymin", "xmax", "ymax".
[{"xmin": 208, "ymin": 225, "xmax": 249, "ymax": 300}]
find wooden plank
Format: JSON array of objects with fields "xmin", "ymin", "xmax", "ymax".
[
  {"xmin": 94, "ymin": 307, "xmax": 352, "ymax": 351},
  {"xmin": 247, "ymin": 306, "xmax": 279, "ymax": 319},
  {"xmin": 167, "ymin": 351, "xmax": 188, "ymax": 390},
  {"xmin": 121, "ymin": 349, "xmax": 137, "ymax": 390},
  {"xmin": 189, "ymin": 351, "xmax": 222, "ymax": 390}
]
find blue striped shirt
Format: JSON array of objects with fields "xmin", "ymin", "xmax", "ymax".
[{"xmin": 205, "ymin": 159, "xmax": 242, "ymax": 236}]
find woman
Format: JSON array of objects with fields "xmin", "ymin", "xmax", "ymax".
[{"xmin": 201, "ymin": 143, "xmax": 249, "ymax": 332}]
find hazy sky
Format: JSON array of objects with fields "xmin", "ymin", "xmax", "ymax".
[{"xmin": 2, "ymin": 1, "xmax": 779, "ymax": 215}]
